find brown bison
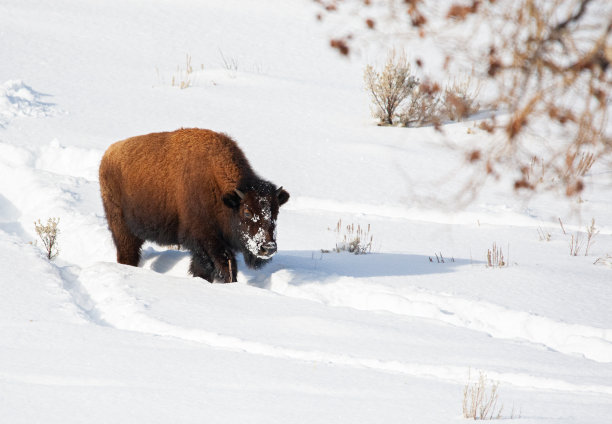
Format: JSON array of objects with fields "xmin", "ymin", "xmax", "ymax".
[{"xmin": 99, "ymin": 128, "xmax": 290, "ymax": 283}]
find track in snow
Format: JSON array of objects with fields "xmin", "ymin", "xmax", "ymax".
[
  {"xmin": 251, "ymin": 268, "xmax": 612, "ymax": 364},
  {"xmin": 55, "ymin": 261, "xmax": 612, "ymax": 396}
]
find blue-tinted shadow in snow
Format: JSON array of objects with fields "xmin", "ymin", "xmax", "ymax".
[
  {"xmin": 140, "ymin": 247, "xmax": 189, "ymax": 273},
  {"xmin": 241, "ymin": 250, "xmax": 473, "ymax": 283},
  {"xmin": 138, "ymin": 248, "xmax": 474, "ymax": 281}
]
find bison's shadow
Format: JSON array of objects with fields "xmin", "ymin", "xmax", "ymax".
[
  {"xmin": 139, "ymin": 247, "xmax": 474, "ymax": 282},
  {"xmin": 241, "ymin": 250, "xmax": 473, "ymax": 284},
  {"xmin": 140, "ymin": 246, "xmax": 191, "ymax": 275}
]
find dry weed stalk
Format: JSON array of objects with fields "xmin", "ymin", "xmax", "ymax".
[
  {"xmin": 537, "ymin": 226, "xmax": 552, "ymax": 241},
  {"xmin": 219, "ymin": 48, "xmax": 239, "ymax": 72},
  {"xmin": 172, "ymin": 53, "xmax": 193, "ymax": 89},
  {"xmin": 34, "ymin": 217, "xmax": 60, "ymax": 260},
  {"xmin": 569, "ymin": 232, "xmax": 584, "ymax": 256},
  {"xmin": 429, "ymin": 252, "xmax": 455, "ymax": 263},
  {"xmin": 585, "ymin": 217, "xmax": 599, "ymax": 255},
  {"xmin": 462, "ymin": 370, "xmax": 504, "ymax": 420},
  {"xmin": 487, "ymin": 242, "xmax": 506, "ymax": 268},
  {"xmin": 593, "ymin": 254, "xmax": 612, "ymax": 266}
]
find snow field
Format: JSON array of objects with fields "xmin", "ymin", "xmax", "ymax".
[{"xmin": 1, "ymin": 0, "xmax": 612, "ymax": 422}]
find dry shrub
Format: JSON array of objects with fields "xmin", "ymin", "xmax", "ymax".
[
  {"xmin": 443, "ymin": 75, "xmax": 481, "ymax": 121},
  {"xmin": 321, "ymin": 0, "xmax": 612, "ymax": 198},
  {"xmin": 364, "ymin": 52, "xmax": 481, "ymax": 127},
  {"xmin": 398, "ymin": 76, "xmax": 480, "ymax": 127},
  {"xmin": 364, "ymin": 50, "xmax": 419, "ymax": 125},
  {"xmin": 34, "ymin": 217, "xmax": 60, "ymax": 260},
  {"xmin": 398, "ymin": 82, "xmax": 445, "ymax": 127}
]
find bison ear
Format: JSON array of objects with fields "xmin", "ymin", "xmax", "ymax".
[
  {"xmin": 222, "ymin": 191, "xmax": 242, "ymax": 209},
  {"xmin": 276, "ymin": 187, "xmax": 290, "ymax": 206}
]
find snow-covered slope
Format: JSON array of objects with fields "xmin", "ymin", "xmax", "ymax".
[{"xmin": 1, "ymin": 1, "xmax": 611, "ymax": 423}]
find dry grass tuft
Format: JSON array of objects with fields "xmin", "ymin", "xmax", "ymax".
[
  {"xmin": 537, "ymin": 226, "xmax": 551, "ymax": 241},
  {"xmin": 332, "ymin": 219, "xmax": 373, "ymax": 255},
  {"xmin": 569, "ymin": 232, "xmax": 584, "ymax": 256},
  {"xmin": 171, "ymin": 53, "xmax": 194, "ymax": 89},
  {"xmin": 463, "ymin": 370, "xmax": 504, "ymax": 420},
  {"xmin": 568, "ymin": 218, "xmax": 599, "ymax": 256},
  {"xmin": 486, "ymin": 242, "xmax": 507, "ymax": 268}
]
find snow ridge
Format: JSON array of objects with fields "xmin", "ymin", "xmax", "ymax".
[
  {"xmin": 67, "ymin": 263, "xmax": 612, "ymax": 396},
  {"xmin": 258, "ymin": 270, "xmax": 612, "ymax": 363}
]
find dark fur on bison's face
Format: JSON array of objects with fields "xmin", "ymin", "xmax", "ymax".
[{"xmin": 222, "ymin": 184, "xmax": 290, "ymax": 268}]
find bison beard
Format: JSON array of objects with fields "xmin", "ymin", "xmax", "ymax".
[{"xmin": 99, "ymin": 128, "xmax": 289, "ymax": 283}]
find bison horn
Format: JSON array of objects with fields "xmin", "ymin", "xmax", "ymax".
[
  {"xmin": 234, "ymin": 189, "xmax": 245, "ymax": 199},
  {"xmin": 275, "ymin": 186, "xmax": 284, "ymax": 197}
]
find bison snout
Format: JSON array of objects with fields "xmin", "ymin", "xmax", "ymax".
[{"xmin": 260, "ymin": 241, "xmax": 277, "ymax": 257}]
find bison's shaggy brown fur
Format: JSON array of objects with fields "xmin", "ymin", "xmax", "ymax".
[{"xmin": 99, "ymin": 128, "xmax": 289, "ymax": 283}]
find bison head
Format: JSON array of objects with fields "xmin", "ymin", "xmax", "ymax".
[{"xmin": 222, "ymin": 184, "xmax": 290, "ymax": 268}]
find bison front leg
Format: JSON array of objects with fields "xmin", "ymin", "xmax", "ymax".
[
  {"xmin": 213, "ymin": 249, "xmax": 237, "ymax": 283},
  {"xmin": 189, "ymin": 251, "xmax": 216, "ymax": 283},
  {"xmin": 189, "ymin": 242, "xmax": 237, "ymax": 283}
]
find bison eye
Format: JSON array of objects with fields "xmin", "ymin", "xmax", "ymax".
[{"xmin": 244, "ymin": 210, "xmax": 252, "ymax": 219}]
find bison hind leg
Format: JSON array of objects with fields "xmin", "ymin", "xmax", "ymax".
[{"xmin": 106, "ymin": 212, "xmax": 143, "ymax": 266}]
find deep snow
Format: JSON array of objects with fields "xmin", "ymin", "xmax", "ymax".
[{"xmin": 1, "ymin": 1, "xmax": 611, "ymax": 423}]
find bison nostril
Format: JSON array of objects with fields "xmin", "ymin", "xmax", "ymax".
[{"xmin": 261, "ymin": 242, "xmax": 277, "ymax": 256}]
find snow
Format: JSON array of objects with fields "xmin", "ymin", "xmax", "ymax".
[{"xmin": 1, "ymin": 0, "xmax": 612, "ymax": 422}]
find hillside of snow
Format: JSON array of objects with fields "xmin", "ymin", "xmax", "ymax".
[{"xmin": 1, "ymin": 1, "xmax": 611, "ymax": 423}]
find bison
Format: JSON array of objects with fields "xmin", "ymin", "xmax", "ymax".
[{"xmin": 99, "ymin": 128, "xmax": 290, "ymax": 283}]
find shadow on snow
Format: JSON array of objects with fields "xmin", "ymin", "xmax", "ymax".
[{"xmin": 140, "ymin": 247, "xmax": 474, "ymax": 283}]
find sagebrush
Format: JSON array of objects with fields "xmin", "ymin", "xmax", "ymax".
[
  {"xmin": 364, "ymin": 50, "xmax": 418, "ymax": 125},
  {"xmin": 365, "ymin": 52, "xmax": 480, "ymax": 127},
  {"xmin": 34, "ymin": 217, "xmax": 60, "ymax": 260}
]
